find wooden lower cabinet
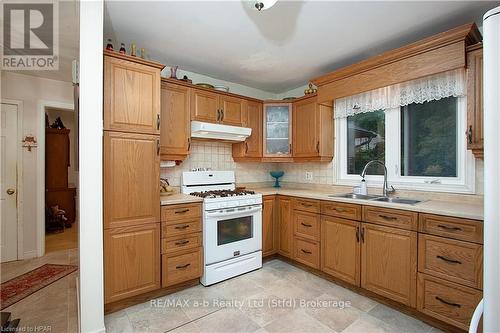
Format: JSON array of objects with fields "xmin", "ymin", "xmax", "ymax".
[
  {"xmin": 104, "ymin": 223, "xmax": 161, "ymax": 304},
  {"xmin": 277, "ymin": 196, "xmax": 293, "ymax": 257},
  {"xmin": 361, "ymin": 223, "xmax": 417, "ymax": 307},
  {"xmin": 263, "ymin": 195, "xmax": 277, "ymax": 257},
  {"xmin": 162, "ymin": 248, "xmax": 202, "ymax": 287},
  {"xmin": 293, "ymin": 237, "xmax": 320, "ymax": 269},
  {"xmin": 321, "ymin": 216, "xmax": 360, "ymax": 286},
  {"xmin": 417, "ymin": 273, "xmax": 482, "ymax": 331}
]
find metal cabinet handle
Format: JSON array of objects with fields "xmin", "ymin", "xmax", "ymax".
[
  {"xmin": 175, "ymin": 240, "xmax": 190, "ymax": 246},
  {"xmin": 289, "ymin": 143, "xmax": 292, "ymax": 154},
  {"xmin": 356, "ymin": 226, "xmax": 360, "ymax": 242},
  {"xmin": 379, "ymin": 214, "xmax": 397, "ymax": 221},
  {"xmin": 174, "ymin": 209, "xmax": 190, "ymax": 214},
  {"xmin": 334, "ymin": 208, "xmax": 346, "ymax": 213},
  {"xmin": 6, "ymin": 188, "xmax": 15, "ymax": 195},
  {"xmin": 156, "ymin": 139, "xmax": 160, "ymax": 155},
  {"xmin": 157, "ymin": 114, "xmax": 160, "ymax": 130},
  {"xmin": 301, "ymin": 222, "xmax": 312, "ymax": 228},
  {"xmin": 435, "ymin": 296, "xmax": 461, "ymax": 308},
  {"xmin": 217, "ymin": 110, "xmax": 221, "ymax": 121},
  {"xmin": 301, "ymin": 249, "xmax": 312, "ymax": 254},
  {"xmin": 437, "ymin": 224, "xmax": 462, "ymax": 232},
  {"xmin": 221, "ymin": 110, "xmax": 224, "ymax": 121},
  {"xmin": 316, "ymin": 141, "xmax": 320, "ymax": 153},
  {"xmin": 174, "ymin": 225, "xmax": 189, "ymax": 230},
  {"xmin": 245, "ymin": 142, "xmax": 248, "ymax": 154},
  {"xmin": 361, "ymin": 227, "xmax": 365, "ymax": 242},
  {"xmin": 436, "ymin": 255, "xmax": 462, "ymax": 265},
  {"xmin": 176, "ymin": 263, "xmax": 191, "ymax": 269},
  {"xmin": 301, "ymin": 203, "xmax": 313, "ymax": 207},
  {"xmin": 467, "ymin": 125, "xmax": 473, "ymax": 144}
]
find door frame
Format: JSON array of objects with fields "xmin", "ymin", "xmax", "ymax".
[
  {"xmin": 37, "ymin": 100, "xmax": 74, "ymax": 257},
  {"xmin": 1, "ymin": 99, "xmax": 24, "ymax": 261}
]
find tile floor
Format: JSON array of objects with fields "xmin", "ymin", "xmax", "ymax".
[
  {"xmin": 0, "ymin": 248, "xmax": 79, "ymax": 332},
  {"xmin": 105, "ymin": 259, "xmax": 442, "ymax": 333}
]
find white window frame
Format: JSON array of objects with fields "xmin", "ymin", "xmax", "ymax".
[{"xmin": 335, "ymin": 97, "xmax": 476, "ymax": 193}]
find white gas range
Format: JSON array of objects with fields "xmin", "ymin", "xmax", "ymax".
[{"xmin": 181, "ymin": 171, "xmax": 262, "ymax": 286}]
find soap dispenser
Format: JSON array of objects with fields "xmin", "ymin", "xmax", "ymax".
[{"xmin": 360, "ymin": 178, "xmax": 368, "ymax": 195}]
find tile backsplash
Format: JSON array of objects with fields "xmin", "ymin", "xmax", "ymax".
[{"xmin": 161, "ymin": 141, "xmax": 275, "ymax": 186}]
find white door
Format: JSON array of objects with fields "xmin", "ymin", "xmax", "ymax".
[{"xmin": 1, "ymin": 103, "xmax": 18, "ymax": 262}]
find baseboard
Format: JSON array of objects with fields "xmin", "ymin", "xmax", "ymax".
[{"xmin": 23, "ymin": 250, "xmax": 38, "ymax": 259}]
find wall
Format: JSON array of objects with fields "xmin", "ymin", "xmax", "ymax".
[
  {"xmin": 1, "ymin": 72, "xmax": 74, "ymax": 258},
  {"xmin": 46, "ymin": 108, "xmax": 78, "ymax": 187},
  {"xmin": 161, "ymin": 141, "xmax": 275, "ymax": 187}
]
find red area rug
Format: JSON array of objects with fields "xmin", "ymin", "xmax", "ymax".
[{"xmin": 0, "ymin": 264, "xmax": 78, "ymax": 310}]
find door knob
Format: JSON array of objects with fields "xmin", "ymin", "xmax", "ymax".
[{"xmin": 6, "ymin": 188, "xmax": 15, "ymax": 195}]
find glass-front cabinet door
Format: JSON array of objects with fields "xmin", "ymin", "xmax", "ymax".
[{"xmin": 263, "ymin": 103, "xmax": 292, "ymax": 157}]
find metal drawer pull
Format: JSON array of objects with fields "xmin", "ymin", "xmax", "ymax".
[
  {"xmin": 175, "ymin": 209, "xmax": 190, "ymax": 214},
  {"xmin": 301, "ymin": 223, "xmax": 313, "ymax": 227},
  {"xmin": 379, "ymin": 214, "xmax": 397, "ymax": 220},
  {"xmin": 301, "ymin": 203, "xmax": 313, "ymax": 207},
  {"xmin": 176, "ymin": 263, "xmax": 191, "ymax": 269},
  {"xmin": 175, "ymin": 240, "xmax": 190, "ymax": 246},
  {"xmin": 334, "ymin": 208, "xmax": 346, "ymax": 212},
  {"xmin": 437, "ymin": 224, "xmax": 463, "ymax": 231},
  {"xmin": 301, "ymin": 249, "xmax": 312, "ymax": 254},
  {"xmin": 435, "ymin": 296, "xmax": 461, "ymax": 308},
  {"xmin": 436, "ymin": 255, "xmax": 462, "ymax": 264},
  {"xmin": 174, "ymin": 225, "xmax": 189, "ymax": 230}
]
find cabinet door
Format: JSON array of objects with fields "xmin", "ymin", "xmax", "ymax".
[
  {"xmin": 160, "ymin": 83, "xmax": 191, "ymax": 159},
  {"xmin": 45, "ymin": 129, "xmax": 70, "ymax": 189},
  {"xmin": 104, "ymin": 55, "xmax": 161, "ymax": 134},
  {"xmin": 361, "ymin": 223, "xmax": 417, "ymax": 307},
  {"xmin": 321, "ymin": 217, "xmax": 360, "ymax": 286},
  {"xmin": 264, "ymin": 104, "xmax": 292, "ymax": 157},
  {"xmin": 245, "ymin": 101, "xmax": 263, "ymax": 157},
  {"xmin": 191, "ymin": 89, "xmax": 219, "ymax": 123},
  {"xmin": 262, "ymin": 196, "xmax": 276, "ymax": 257},
  {"xmin": 278, "ymin": 196, "xmax": 293, "ymax": 257},
  {"xmin": 220, "ymin": 95, "xmax": 244, "ymax": 126},
  {"xmin": 466, "ymin": 46, "xmax": 483, "ymax": 159},
  {"xmin": 104, "ymin": 132, "xmax": 160, "ymax": 229},
  {"xmin": 104, "ymin": 223, "xmax": 160, "ymax": 303},
  {"xmin": 292, "ymin": 98, "xmax": 318, "ymax": 157}
]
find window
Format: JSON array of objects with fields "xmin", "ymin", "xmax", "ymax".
[{"xmin": 337, "ymin": 97, "xmax": 474, "ymax": 192}]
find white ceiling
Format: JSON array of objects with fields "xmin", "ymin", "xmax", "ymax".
[{"xmin": 105, "ymin": 1, "xmax": 496, "ymax": 93}]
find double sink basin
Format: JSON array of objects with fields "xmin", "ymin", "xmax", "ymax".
[{"xmin": 330, "ymin": 193, "xmax": 423, "ymax": 205}]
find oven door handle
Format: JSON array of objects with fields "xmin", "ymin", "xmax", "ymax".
[{"xmin": 205, "ymin": 205, "xmax": 262, "ymax": 218}]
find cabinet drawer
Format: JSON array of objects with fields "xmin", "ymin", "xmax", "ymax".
[
  {"xmin": 419, "ymin": 213, "xmax": 483, "ymax": 244},
  {"xmin": 418, "ymin": 234, "xmax": 483, "ymax": 289},
  {"xmin": 161, "ymin": 220, "xmax": 201, "ymax": 238},
  {"xmin": 417, "ymin": 273, "xmax": 482, "ymax": 331},
  {"xmin": 293, "ymin": 210, "xmax": 320, "ymax": 241},
  {"xmin": 162, "ymin": 234, "xmax": 201, "ymax": 254},
  {"xmin": 293, "ymin": 237, "xmax": 320, "ymax": 269},
  {"xmin": 162, "ymin": 248, "xmax": 202, "ymax": 287},
  {"xmin": 161, "ymin": 203, "xmax": 201, "ymax": 223},
  {"xmin": 363, "ymin": 206, "xmax": 418, "ymax": 230},
  {"xmin": 321, "ymin": 201, "xmax": 361, "ymax": 220},
  {"xmin": 292, "ymin": 198, "xmax": 320, "ymax": 214}
]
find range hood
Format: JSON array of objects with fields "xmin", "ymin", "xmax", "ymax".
[{"xmin": 191, "ymin": 121, "xmax": 251, "ymax": 142}]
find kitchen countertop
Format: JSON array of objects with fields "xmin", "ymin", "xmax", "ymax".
[
  {"xmin": 160, "ymin": 193, "xmax": 204, "ymax": 206},
  {"xmin": 250, "ymin": 187, "xmax": 483, "ymax": 221}
]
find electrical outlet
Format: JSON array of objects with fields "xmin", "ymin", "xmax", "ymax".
[{"xmin": 305, "ymin": 172, "xmax": 313, "ymax": 181}]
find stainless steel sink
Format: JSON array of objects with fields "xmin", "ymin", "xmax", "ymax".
[
  {"xmin": 329, "ymin": 193, "xmax": 381, "ymax": 200},
  {"xmin": 329, "ymin": 193, "xmax": 423, "ymax": 205},
  {"xmin": 370, "ymin": 197, "xmax": 422, "ymax": 205}
]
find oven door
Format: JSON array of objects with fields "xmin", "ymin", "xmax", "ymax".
[{"xmin": 204, "ymin": 205, "xmax": 262, "ymax": 265}]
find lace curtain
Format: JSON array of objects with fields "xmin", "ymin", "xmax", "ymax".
[{"xmin": 334, "ymin": 68, "xmax": 466, "ymax": 119}]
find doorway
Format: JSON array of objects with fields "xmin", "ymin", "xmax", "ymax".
[
  {"xmin": 44, "ymin": 107, "xmax": 79, "ymax": 254},
  {"xmin": 0, "ymin": 102, "xmax": 23, "ymax": 263}
]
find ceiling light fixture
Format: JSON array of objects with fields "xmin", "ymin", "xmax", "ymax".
[{"xmin": 246, "ymin": 0, "xmax": 278, "ymax": 11}]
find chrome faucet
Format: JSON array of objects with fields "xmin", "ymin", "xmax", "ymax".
[{"xmin": 360, "ymin": 160, "xmax": 395, "ymax": 197}]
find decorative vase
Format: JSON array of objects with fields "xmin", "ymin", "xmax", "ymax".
[
  {"xmin": 270, "ymin": 171, "xmax": 285, "ymax": 188},
  {"xmin": 170, "ymin": 66, "xmax": 178, "ymax": 79}
]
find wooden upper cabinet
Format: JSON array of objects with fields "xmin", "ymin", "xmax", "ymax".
[
  {"xmin": 361, "ymin": 223, "xmax": 417, "ymax": 307},
  {"xmin": 466, "ymin": 43, "xmax": 483, "ymax": 159},
  {"xmin": 104, "ymin": 53, "xmax": 163, "ymax": 134},
  {"xmin": 262, "ymin": 195, "xmax": 276, "ymax": 257},
  {"xmin": 292, "ymin": 96, "xmax": 334, "ymax": 161},
  {"xmin": 232, "ymin": 100, "xmax": 263, "ymax": 160},
  {"xmin": 191, "ymin": 89, "xmax": 219, "ymax": 123},
  {"xmin": 104, "ymin": 223, "xmax": 160, "ymax": 303},
  {"xmin": 219, "ymin": 95, "xmax": 244, "ymax": 126},
  {"xmin": 322, "ymin": 216, "xmax": 361, "ymax": 286},
  {"xmin": 104, "ymin": 131, "xmax": 160, "ymax": 229},
  {"xmin": 263, "ymin": 103, "xmax": 292, "ymax": 158},
  {"xmin": 160, "ymin": 82, "xmax": 191, "ymax": 160},
  {"xmin": 278, "ymin": 196, "xmax": 293, "ymax": 258}
]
